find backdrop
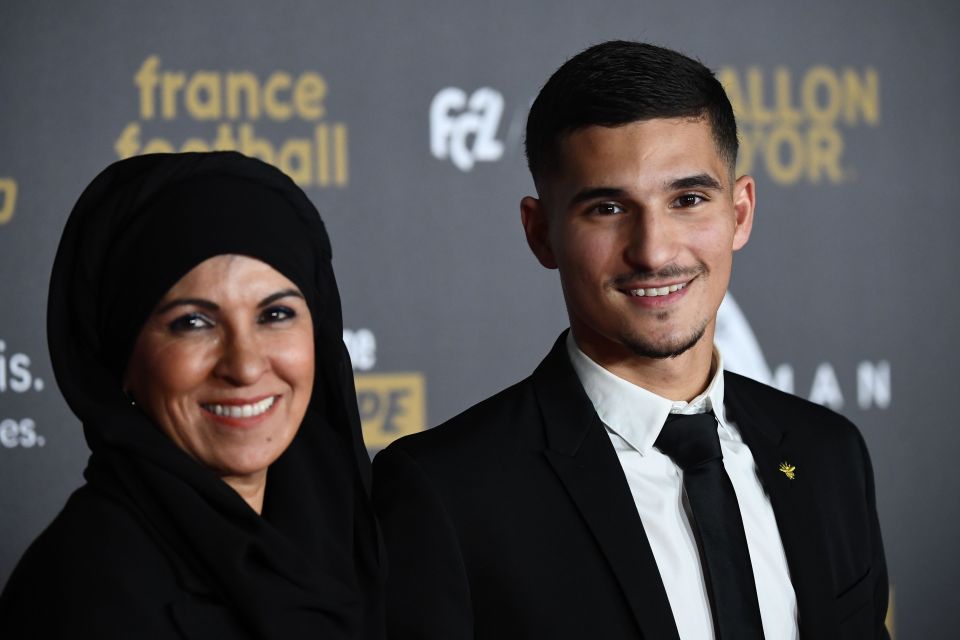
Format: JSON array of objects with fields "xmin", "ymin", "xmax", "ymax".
[{"xmin": 2, "ymin": 1, "xmax": 957, "ymax": 636}]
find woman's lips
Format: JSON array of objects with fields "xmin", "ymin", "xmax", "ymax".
[{"xmin": 200, "ymin": 395, "xmax": 280, "ymax": 426}]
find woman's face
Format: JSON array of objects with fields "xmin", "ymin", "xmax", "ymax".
[{"xmin": 125, "ymin": 254, "xmax": 315, "ymax": 489}]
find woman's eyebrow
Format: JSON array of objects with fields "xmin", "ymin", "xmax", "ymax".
[
  {"xmin": 154, "ymin": 290, "xmax": 303, "ymax": 314},
  {"xmin": 154, "ymin": 298, "xmax": 218, "ymax": 314},
  {"xmin": 258, "ymin": 289, "xmax": 304, "ymax": 308}
]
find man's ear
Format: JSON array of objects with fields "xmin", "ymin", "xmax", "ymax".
[
  {"xmin": 520, "ymin": 196, "xmax": 558, "ymax": 269},
  {"xmin": 731, "ymin": 175, "xmax": 756, "ymax": 251}
]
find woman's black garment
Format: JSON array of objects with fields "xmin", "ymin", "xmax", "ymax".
[{"xmin": 0, "ymin": 152, "xmax": 384, "ymax": 639}]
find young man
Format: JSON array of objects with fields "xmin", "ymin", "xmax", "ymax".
[{"xmin": 373, "ymin": 41, "xmax": 888, "ymax": 640}]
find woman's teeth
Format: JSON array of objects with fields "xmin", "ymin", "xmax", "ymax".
[
  {"xmin": 203, "ymin": 396, "xmax": 276, "ymax": 418},
  {"xmin": 629, "ymin": 282, "xmax": 686, "ymax": 297}
]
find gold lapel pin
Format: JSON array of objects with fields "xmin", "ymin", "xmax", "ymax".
[{"xmin": 778, "ymin": 462, "xmax": 796, "ymax": 480}]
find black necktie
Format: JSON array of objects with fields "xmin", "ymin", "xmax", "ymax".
[{"xmin": 654, "ymin": 412, "xmax": 765, "ymax": 640}]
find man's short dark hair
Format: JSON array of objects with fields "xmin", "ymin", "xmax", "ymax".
[{"xmin": 525, "ymin": 40, "xmax": 738, "ymax": 190}]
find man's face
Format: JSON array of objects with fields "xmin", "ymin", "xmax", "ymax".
[{"xmin": 521, "ymin": 117, "xmax": 754, "ymax": 368}]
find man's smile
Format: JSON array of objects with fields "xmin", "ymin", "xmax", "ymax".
[{"xmin": 627, "ymin": 281, "xmax": 688, "ymax": 297}]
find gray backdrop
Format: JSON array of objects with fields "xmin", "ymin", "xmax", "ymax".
[{"xmin": 2, "ymin": 1, "xmax": 957, "ymax": 636}]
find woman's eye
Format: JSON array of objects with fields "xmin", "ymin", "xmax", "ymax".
[
  {"xmin": 259, "ymin": 306, "xmax": 296, "ymax": 324},
  {"xmin": 592, "ymin": 202, "xmax": 624, "ymax": 216},
  {"xmin": 673, "ymin": 194, "xmax": 705, "ymax": 208},
  {"xmin": 168, "ymin": 313, "xmax": 213, "ymax": 333}
]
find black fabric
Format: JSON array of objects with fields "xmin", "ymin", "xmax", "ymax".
[
  {"xmin": 0, "ymin": 152, "xmax": 384, "ymax": 639},
  {"xmin": 655, "ymin": 412, "xmax": 765, "ymax": 640},
  {"xmin": 373, "ymin": 332, "xmax": 890, "ymax": 640}
]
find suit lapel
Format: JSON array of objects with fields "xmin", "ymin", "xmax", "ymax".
[
  {"xmin": 534, "ymin": 334, "xmax": 680, "ymax": 640},
  {"xmin": 724, "ymin": 373, "xmax": 840, "ymax": 639}
]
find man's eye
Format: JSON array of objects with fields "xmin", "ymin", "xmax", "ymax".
[
  {"xmin": 168, "ymin": 313, "xmax": 213, "ymax": 333},
  {"xmin": 673, "ymin": 194, "xmax": 705, "ymax": 208},
  {"xmin": 259, "ymin": 306, "xmax": 296, "ymax": 324},
  {"xmin": 592, "ymin": 202, "xmax": 625, "ymax": 215}
]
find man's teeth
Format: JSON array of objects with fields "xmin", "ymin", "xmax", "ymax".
[
  {"xmin": 629, "ymin": 282, "xmax": 687, "ymax": 297},
  {"xmin": 203, "ymin": 396, "xmax": 276, "ymax": 418}
]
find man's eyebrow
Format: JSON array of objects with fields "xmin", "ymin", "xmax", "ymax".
[
  {"xmin": 154, "ymin": 298, "xmax": 219, "ymax": 314},
  {"xmin": 258, "ymin": 289, "xmax": 304, "ymax": 308},
  {"xmin": 668, "ymin": 174, "xmax": 723, "ymax": 191},
  {"xmin": 569, "ymin": 187, "xmax": 629, "ymax": 206},
  {"xmin": 568, "ymin": 176, "xmax": 723, "ymax": 206}
]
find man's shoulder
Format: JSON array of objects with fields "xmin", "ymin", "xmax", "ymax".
[
  {"xmin": 726, "ymin": 370, "xmax": 850, "ymax": 417},
  {"xmin": 383, "ymin": 374, "xmax": 538, "ymax": 463},
  {"xmin": 724, "ymin": 370, "xmax": 866, "ymax": 449}
]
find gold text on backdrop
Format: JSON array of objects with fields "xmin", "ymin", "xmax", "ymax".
[
  {"xmin": 114, "ymin": 57, "xmax": 348, "ymax": 188},
  {"xmin": 0, "ymin": 178, "xmax": 17, "ymax": 224},
  {"xmin": 719, "ymin": 66, "xmax": 880, "ymax": 185}
]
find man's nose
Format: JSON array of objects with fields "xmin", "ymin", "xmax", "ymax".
[{"xmin": 623, "ymin": 211, "xmax": 678, "ymax": 272}]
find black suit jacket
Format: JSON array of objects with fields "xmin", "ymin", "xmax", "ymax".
[{"xmin": 373, "ymin": 334, "xmax": 889, "ymax": 639}]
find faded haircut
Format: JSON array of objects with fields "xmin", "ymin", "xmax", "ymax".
[{"xmin": 525, "ymin": 40, "xmax": 738, "ymax": 191}]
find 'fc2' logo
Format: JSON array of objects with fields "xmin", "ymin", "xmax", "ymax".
[{"xmin": 430, "ymin": 87, "xmax": 504, "ymax": 172}]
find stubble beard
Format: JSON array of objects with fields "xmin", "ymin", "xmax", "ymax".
[
  {"xmin": 612, "ymin": 263, "xmax": 711, "ymax": 359},
  {"xmin": 619, "ymin": 313, "xmax": 710, "ymax": 359}
]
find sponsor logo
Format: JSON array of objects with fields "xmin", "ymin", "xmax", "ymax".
[
  {"xmin": 344, "ymin": 328, "xmax": 426, "ymax": 449},
  {"xmin": 343, "ymin": 328, "xmax": 377, "ymax": 372},
  {"xmin": 0, "ymin": 340, "xmax": 44, "ymax": 394},
  {"xmin": 115, "ymin": 56, "xmax": 348, "ymax": 188},
  {"xmin": 0, "ymin": 418, "xmax": 44, "ymax": 448},
  {"xmin": 356, "ymin": 373, "xmax": 426, "ymax": 450},
  {"xmin": 718, "ymin": 65, "xmax": 880, "ymax": 186},
  {"xmin": 0, "ymin": 177, "xmax": 16, "ymax": 225},
  {"xmin": 430, "ymin": 87, "xmax": 505, "ymax": 171},
  {"xmin": 0, "ymin": 339, "xmax": 48, "ymax": 450},
  {"xmin": 716, "ymin": 294, "xmax": 890, "ymax": 411}
]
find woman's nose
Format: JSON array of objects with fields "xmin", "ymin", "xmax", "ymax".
[{"xmin": 214, "ymin": 330, "xmax": 268, "ymax": 386}]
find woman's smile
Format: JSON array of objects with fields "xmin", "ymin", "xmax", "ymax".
[{"xmin": 200, "ymin": 394, "xmax": 281, "ymax": 426}]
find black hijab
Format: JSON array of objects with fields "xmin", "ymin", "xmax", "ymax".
[{"xmin": 46, "ymin": 152, "xmax": 383, "ymax": 639}]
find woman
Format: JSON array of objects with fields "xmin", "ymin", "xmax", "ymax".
[{"xmin": 0, "ymin": 152, "xmax": 384, "ymax": 639}]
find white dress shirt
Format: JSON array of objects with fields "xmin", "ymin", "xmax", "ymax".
[{"xmin": 566, "ymin": 334, "xmax": 799, "ymax": 640}]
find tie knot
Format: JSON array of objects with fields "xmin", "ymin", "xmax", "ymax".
[{"xmin": 654, "ymin": 412, "xmax": 722, "ymax": 471}]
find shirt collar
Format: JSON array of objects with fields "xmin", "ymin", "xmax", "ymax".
[{"xmin": 566, "ymin": 332, "xmax": 731, "ymax": 456}]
